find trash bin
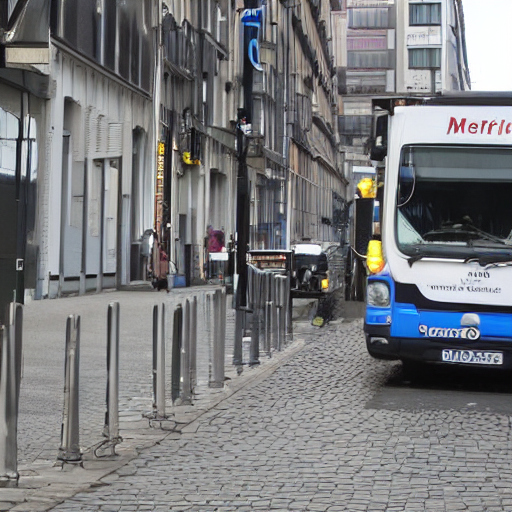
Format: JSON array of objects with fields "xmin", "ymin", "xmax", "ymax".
[{"xmin": 174, "ymin": 275, "xmax": 186, "ymax": 288}]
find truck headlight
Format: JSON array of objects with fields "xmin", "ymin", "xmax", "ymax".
[{"xmin": 367, "ymin": 281, "xmax": 390, "ymax": 307}]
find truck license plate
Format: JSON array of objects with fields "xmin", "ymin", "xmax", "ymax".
[{"xmin": 442, "ymin": 349, "xmax": 503, "ymax": 365}]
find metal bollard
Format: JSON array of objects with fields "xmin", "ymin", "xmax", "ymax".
[
  {"xmin": 284, "ymin": 273, "xmax": 293, "ymax": 344},
  {"xmin": 210, "ymin": 289, "xmax": 226, "ymax": 387},
  {"xmin": 249, "ymin": 270, "xmax": 261, "ymax": 366},
  {"xmin": 270, "ymin": 274, "xmax": 278, "ymax": 350},
  {"xmin": 171, "ymin": 304, "xmax": 183, "ymax": 404},
  {"xmin": 263, "ymin": 273, "xmax": 272, "ymax": 357},
  {"xmin": 205, "ymin": 294, "xmax": 212, "ymax": 383},
  {"xmin": 58, "ymin": 315, "xmax": 81, "ymax": 463},
  {"xmin": 105, "ymin": 302, "xmax": 121, "ymax": 444},
  {"xmin": 189, "ymin": 296, "xmax": 197, "ymax": 394},
  {"xmin": 96, "ymin": 302, "xmax": 123, "ymax": 457},
  {"xmin": 0, "ymin": 303, "xmax": 23, "ymax": 484},
  {"xmin": 233, "ymin": 307, "xmax": 244, "ymax": 372},
  {"xmin": 152, "ymin": 303, "xmax": 166, "ymax": 418},
  {"xmin": 220, "ymin": 288, "xmax": 227, "ymax": 365},
  {"xmin": 181, "ymin": 299, "xmax": 192, "ymax": 404},
  {"xmin": 275, "ymin": 275, "xmax": 287, "ymax": 351}
]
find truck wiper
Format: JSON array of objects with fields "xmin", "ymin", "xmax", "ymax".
[
  {"xmin": 464, "ymin": 255, "xmax": 512, "ymax": 267},
  {"xmin": 407, "ymin": 254, "xmax": 425, "ymax": 267},
  {"xmin": 423, "ymin": 223, "xmax": 507, "ymax": 246}
]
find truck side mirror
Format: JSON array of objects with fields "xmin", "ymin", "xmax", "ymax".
[{"xmin": 370, "ymin": 114, "xmax": 388, "ymax": 161}]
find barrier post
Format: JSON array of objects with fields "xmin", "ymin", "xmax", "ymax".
[
  {"xmin": 284, "ymin": 273, "xmax": 293, "ymax": 344},
  {"xmin": 58, "ymin": 315, "xmax": 81, "ymax": 463},
  {"xmin": 249, "ymin": 269, "xmax": 261, "ymax": 366},
  {"xmin": 220, "ymin": 288, "xmax": 227, "ymax": 361},
  {"xmin": 275, "ymin": 275, "xmax": 287, "ymax": 351},
  {"xmin": 263, "ymin": 273, "xmax": 272, "ymax": 357},
  {"xmin": 205, "ymin": 294, "xmax": 212, "ymax": 383},
  {"xmin": 171, "ymin": 304, "xmax": 183, "ymax": 403},
  {"xmin": 210, "ymin": 289, "xmax": 225, "ymax": 388},
  {"xmin": 190, "ymin": 296, "xmax": 197, "ymax": 394},
  {"xmin": 0, "ymin": 304, "xmax": 23, "ymax": 484},
  {"xmin": 105, "ymin": 302, "xmax": 121, "ymax": 446},
  {"xmin": 271, "ymin": 275, "xmax": 278, "ymax": 350},
  {"xmin": 181, "ymin": 299, "xmax": 192, "ymax": 404},
  {"xmin": 152, "ymin": 304, "xmax": 166, "ymax": 418}
]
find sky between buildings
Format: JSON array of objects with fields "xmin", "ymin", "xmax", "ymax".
[{"xmin": 463, "ymin": 0, "xmax": 512, "ymax": 91}]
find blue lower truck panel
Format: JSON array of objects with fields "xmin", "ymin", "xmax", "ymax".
[{"xmin": 364, "ymin": 275, "xmax": 512, "ymax": 368}]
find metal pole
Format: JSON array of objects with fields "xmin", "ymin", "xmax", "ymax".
[
  {"xmin": 284, "ymin": 273, "xmax": 293, "ymax": 344},
  {"xmin": 181, "ymin": 299, "xmax": 192, "ymax": 404},
  {"xmin": 286, "ymin": 273, "xmax": 293, "ymax": 342},
  {"xmin": 152, "ymin": 304, "xmax": 166, "ymax": 418},
  {"xmin": 220, "ymin": 287, "xmax": 227, "ymax": 362},
  {"xmin": 189, "ymin": 296, "xmax": 197, "ymax": 394},
  {"xmin": 157, "ymin": 303, "xmax": 166, "ymax": 417},
  {"xmin": 205, "ymin": 294, "xmax": 212, "ymax": 383},
  {"xmin": 210, "ymin": 289, "xmax": 225, "ymax": 388},
  {"xmin": 264, "ymin": 273, "xmax": 272, "ymax": 357},
  {"xmin": 275, "ymin": 275, "xmax": 286, "ymax": 351},
  {"xmin": 0, "ymin": 303, "xmax": 23, "ymax": 483},
  {"xmin": 234, "ymin": 123, "xmax": 250, "ymax": 371},
  {"xmin": 271, "ymin": 274, "xmax": 278, "ymax": 351},
  {"xmin": 171, "ymin": 304, "xmax": 182, "ymax": 404},
  {"xmin": 249, "ymin": 269, "xmax": 261, "ymax": 366},
  {"xmin": 58, "ymin": 315, "xmax": 81, "ymax": 463},
  {"xmin": 104, "ymin": 302, "xmax": 121, "ymax": 450},
  {"xmin": 152, "ymin": 305, "xmax": 158, "ymax": 413}
]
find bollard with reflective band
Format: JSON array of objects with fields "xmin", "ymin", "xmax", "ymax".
[{"xmin": 58, "ymin": 315, "xmax": 81, "ymax": 463}]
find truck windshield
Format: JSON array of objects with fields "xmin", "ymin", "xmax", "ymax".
[{"xmin": 396, "ymin": 145, "xmax": 512, "ymax": 263}]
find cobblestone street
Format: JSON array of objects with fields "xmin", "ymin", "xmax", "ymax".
[{"xmin": 46, "ymin": 319, "xmax": 512, "ymax": 512}]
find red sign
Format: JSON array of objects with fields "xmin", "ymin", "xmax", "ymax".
[{"xmin": 447, "ymin": 117, "xmax": 512, "ymax": 136}]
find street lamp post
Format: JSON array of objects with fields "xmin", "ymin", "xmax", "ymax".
[{"xmin": 233, "ymin": 0, "xmax": 261, "ymax": 370}]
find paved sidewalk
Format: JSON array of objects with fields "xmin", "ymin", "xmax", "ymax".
[
  {"xmin": 40, "ymin": 319, "xmax": 512, "ymax": 512},
  {"xmin": 1, "ymin": 285, "xmax": 310, "ymax": 512}
]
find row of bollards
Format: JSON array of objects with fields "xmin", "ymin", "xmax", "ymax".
[
  {"xmin": 0, "ymin": 284, "xmax": 247, "ymax": 479},
  {"xmin": 151, "ymin": 290, "xmax": 227, "ymax": 418},
  {"xmin": 247, "ymin": 265, "xmax": 292, "ymax": 366}
]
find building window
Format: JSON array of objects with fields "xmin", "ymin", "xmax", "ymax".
[
  {"xmin": 409, "ymin": 3, "xmax": 441, "ymax": 25},
  {"xmin": 348, "ymin": 8, "xmax": 389, "ymax": 29},
  {"xmin": 348, "ymin": 51, "xmax": 390, "ymax": 69},
  {"xmin": 409, "ymin": 48, "xmax": 441, "ymax": 68},
  {"xmin": 338, "ymin": 116, "xmax": 373, "ymax": 136}
]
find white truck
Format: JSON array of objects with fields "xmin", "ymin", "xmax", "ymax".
[{"xmin": 365, "ymin": 93, "xmax": 512, "ymax": 369}]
